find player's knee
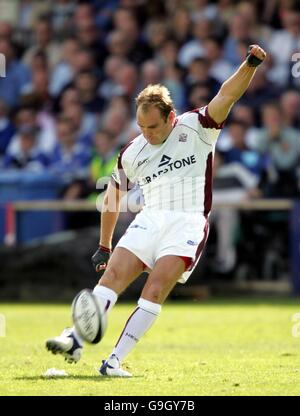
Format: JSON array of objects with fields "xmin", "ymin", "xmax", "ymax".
[
  {"xmin": 144, "ymin": 283, "xmax": 164, "ymax": 304},
  {"xmin": 98, "ymin": 265, "xmax": 118, "ymax": 285}
]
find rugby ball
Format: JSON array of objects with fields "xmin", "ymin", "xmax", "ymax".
[{"xmin": 71, "ymin": 289, "xmax": 107, "ymax": 344}]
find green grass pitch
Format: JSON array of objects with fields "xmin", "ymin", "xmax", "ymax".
[{"xmin": 1, "ymin": 298, "xmax": 300, "ymax": 396}]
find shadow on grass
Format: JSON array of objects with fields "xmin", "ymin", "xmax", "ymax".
[{"xmin": 15, "ymin": 375, "xmax": 143, "ymax": 381}]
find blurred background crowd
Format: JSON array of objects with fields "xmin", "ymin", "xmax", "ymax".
[
  {"xmin": 0, "ymin": 0, "xmax": 299, "ymax": 196},
  {"xmin": 0, "ymin": 0, "xmax": 299, "ymax": 279}
]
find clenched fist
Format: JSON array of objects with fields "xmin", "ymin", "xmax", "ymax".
[{"xmin": 246, "ymin": 44, "xmax": 267, "ymax": 67}]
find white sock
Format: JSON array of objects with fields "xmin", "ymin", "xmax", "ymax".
[
  {"xmin": 72, "ymin": 285, "xmax": 118, "ymax": 346},
  {"xmin": 110, "ymin": 298, "xmax": 161, "ymax": 363},
  {"xmin": 71, "ymin": 327, "xmax": 84, "ymax": 346},
  {"xmin": 92, "ymin": 285, "xmax": 118, "ymax": 314}
]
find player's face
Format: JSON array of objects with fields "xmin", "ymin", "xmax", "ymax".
[{"xmin": 137, "ymin": 106, "xmax": 175, "ymax": 145}]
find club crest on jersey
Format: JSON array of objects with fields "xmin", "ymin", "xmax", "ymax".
[{"xmin": 179, "ymin": 133, "xmax": 187, "ymax": 142}]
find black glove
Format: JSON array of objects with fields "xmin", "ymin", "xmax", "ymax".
[
  {"xmin": 246, "ymin": 45, "xmax": 264, "ymax": 67},
  {"xmin": 91, "ymin": 245, "xmax": 112, "ymax": 273}
]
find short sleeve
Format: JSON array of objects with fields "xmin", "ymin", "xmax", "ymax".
[
  {"xmin": 110, "ymin": 141, "xmax": 134, "ymax": 192},
  {"xmin": 191, "ymin": 105, "xmax": 225, "ymax": 144},
  {"xmin": 196, "ymin": 106, "xmax": 225, "ymax": 129}
]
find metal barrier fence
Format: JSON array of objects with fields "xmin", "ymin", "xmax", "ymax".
[{"xmin": 3, "ymin": 198, "xmax": 300, "ymax": 294}]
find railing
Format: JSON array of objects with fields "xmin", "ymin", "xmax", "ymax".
[
  {"xmin": 3, "ymin": 198, "xmax": 300, "ymax": 293},
  {"xmin": 12, "ymin": 198, "xmax": 293, "ymax": 211}
]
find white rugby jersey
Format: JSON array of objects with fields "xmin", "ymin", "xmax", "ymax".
[{"xmin": 111, "ymin": 106, "xmax": 224, "ymax": 216}]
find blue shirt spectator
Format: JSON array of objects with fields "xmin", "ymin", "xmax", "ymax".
[
  {"xmin": 222, "ymin": 119, "xmax": 266, "ymax": 177},
  {"xmin": 49, "ymin": 116, "xmax": 91, "ymax": 185},
  {"xmin": 3, "ymin": 125, "xmax": 49, "ymax": 171},
  {"xmin": 0, "ymin": 100, "xmax": 16, "ymax": 157},
  {"xmin": 50, "ymin": 142, "xmax": 91, "ymax": 183},
  {"xmin": 0, "ymin": 38, "xmax": 31, "ymax": 108}
]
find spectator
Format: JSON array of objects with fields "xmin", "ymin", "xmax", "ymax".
[
  {"xmin": 144, "ymin": 19, "xmax": 169, "ymax": 54},
  {"xmin": 178, "ymin": 16, "xmax": 212, "ymax": 67},
  {"xmin": 29, "ymin": 50, "xmax": 48, "ymax": 73},
  {"xmin": 252, "ymin": 102, "xmax": 300, "ymax": 197},
  {"xmin": 189, "ymin": 0, "xmax": 219, "ymax": 22},
  {"xmin": 0, "ymin": 38, "xmax": 31, "ymax": 108},
  {"xmin": 51, "ymin": 0, "xmax": 76, "ymax": 37},
  {"xmin": 86, "ymin": 129, "xmax": 119, "ymax": 201},
  {"xmin": 70, "ymin": 46, "xmax": 98, "ymax": 77},
  {"xmin": 74, "ymin": 70, "xmax": 105, "ymax": 114},
  {"xmin": 217, "ymin": 104, "xmax": 260, "ymax": 152},
  {"xmin": 202, "ymin": 37, "xmax": 235, "ymax": 83},
  {"xmin": 8, "ymin": 104, "xmax": 57, "ymax": 155},
  {"xmin": 236, "ymin": 1, "xmax": 272, "ymax": 43},
  {"xmin": 22, "ymin": 68, "xmax": 53, "ymax": 112},
  {"xmin": 163, "ymin": 64, "xmax": 185, "ymax": 113},
  {"xmin": 238, "ymin": 66, "xmax": 281, "ymax": 109},
  {"xmin": 112, "ymin": 7, "xmax": 152, "ymax": 65},
  {"xmin": 75, "ymin": 19, "xmax": 107, "ymax": 67},
  {"xmin": 280, "ymin": 89, "xmax": 300, "ymax": 129},
  {"xmin": 49, "ymin": 37, "xmax": 80, "ymax": 97},
  {"xmin": 57, "ymin": 86, "xmax": 80, "ymax": 113},
  {"xmin": 3, "ymin": 125, "xmax": 49, "ymax": 172},
  {"xmin": 106, "ymin": 29, "xmax": 134, "ymax": 61},
  {"xmin": 222, "ymin": 13, "xmax": 254, "ymax": 67},
  {"xmin": 139, "ymin": 60, "xmax": 162, "ymax": 89},
  {"xmin": 100, "ymin": 106, "xmax": 131, "ymax": 146},
  {"xmin": 94, "ymin": 0, "xmax": 120, "ymax": 31},
  {"xmin": 72, "ymin": 2, "xmax": 94, "ymax": 28},
  {"xmin": 211, "ymin": 150, "xmax": 261, "ymax": 273},
  {"xmin": 186, "ymin": 82, "xmax": 212, "ymax": 110},
  {"xmin": 49, "ymin": 115, "xmax": 91, "ymax": 199},
  {"xmin": 22, "ymin": 16, "xmax": 61, "ymax": 71},
  {"xmin": 185, "ymin": 57, "xmax": 221, "ymax": 98},
  {"xmin": 62, "ymin": 102, "xmax": 97, "ymax": 147},
  {"xmin": 17, "ymin": 1, "xmax": 52, "ymax": 33},
  {"xmin": 222, "ymin": 118, "xmax": 266, "ymax": 178},
  {"xmin": 0, "ymin": 21, "xmax": 14, "ymax": 40},
  {"xmin": 113, "ymin": 62, "xmax": 139, "ymax": 102},
  {"xmin": 155, "ymin": 38, "xmax": 180, "ymax": 70},
  {"xmin": 268, "ymin": 4, "xmax": 300, "ymax": 88},
  {"xmin": 0, "ymin": 100, "xmax": 16, "ymax": 160},
  {"xmin": 107, "ymin": 95, "xmax": 131, "ymax": 116},
  {"xmin": 169, "ymin": 8, "xmax": 192, "ymax": 46},
  {"xmin": 215, "ymin": 0, "xmax": 237, "ymax": 28},
  {"xmin": 98, "ymin": 55, "xmax": 128, "ymax": 101}
]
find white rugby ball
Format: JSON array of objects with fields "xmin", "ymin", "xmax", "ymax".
[{"xmin": 71, "ymin": 289, "xmax": 107, "ymax": 344}]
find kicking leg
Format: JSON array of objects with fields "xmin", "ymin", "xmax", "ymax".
[
  {"xmin": 100, "ymin": 255, "xmax": 187, "ymax": 376},
  {"xmin": 46, "ymin": 247, "xmax": 144, "ymax": 363}
]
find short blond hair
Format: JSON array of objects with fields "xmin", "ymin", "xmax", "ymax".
[{"xmin": 135, "ymin": 84, "xmax": 175, "ymax": 121}]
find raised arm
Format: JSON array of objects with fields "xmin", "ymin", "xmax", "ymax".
[{"xmin": 208, "ymin": 44, "xmax": 267, "ymax": 124}]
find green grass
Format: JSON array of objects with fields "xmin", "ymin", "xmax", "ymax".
[{"xmin": 1, "ymin": 298, "xmax": 300, "ymax": 396}]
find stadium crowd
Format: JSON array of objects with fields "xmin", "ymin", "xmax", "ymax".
[{"xmin": 0, "ymin": 0, "xmax": 299, "ymax": 273}]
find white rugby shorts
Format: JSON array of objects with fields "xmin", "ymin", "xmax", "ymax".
[{"xmin": 116, "ymin": 208, "xmax": 209, "ymax": 283}]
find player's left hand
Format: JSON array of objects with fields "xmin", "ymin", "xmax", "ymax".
[{"xmin": 246, "ymin": 44, "xmax": 267, "ymax": 67}]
